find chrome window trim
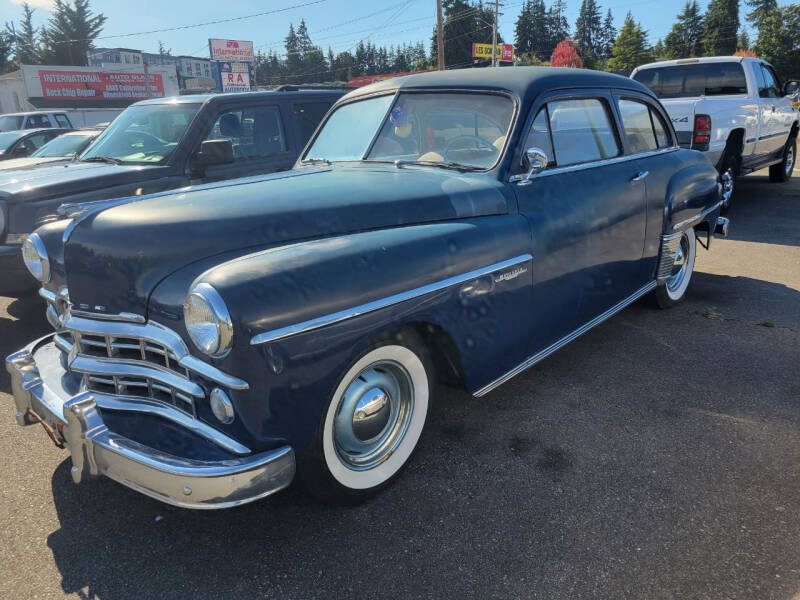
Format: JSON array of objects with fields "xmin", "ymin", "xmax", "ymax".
[
  {"xmin": 474, "ymin": 280, "xmax": 657, "ymax": 397},
  {"xmin": 510, "ymin": 146, "xmax": 679, "ymax": 183},
  {"xmin": 251, "ymin": 254, "xmax": 533, "ymax": 346}
]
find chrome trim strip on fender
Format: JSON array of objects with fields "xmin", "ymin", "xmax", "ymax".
[
  {"xmin": 250, "ymin": 254, "xmax": 534, "ymax": 345},
  {"xmin": 672, "ymin": 200, "xmax": 723, "ymax": 231},
  {"xmin": 70, "ymin": 309, "xmax": 146, "ymax": 324},
  {"xmin": 473, "ymin": 281, "xmax": 658, "ymax": 397}
]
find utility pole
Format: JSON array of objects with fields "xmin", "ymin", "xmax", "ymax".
[
  {"xmin": 436, "ymin": 0, "xmax": 444, "ymax": 70},
  {"xmin": 491, "ymin": 0, "xmax": 498, "ymax": 67}
]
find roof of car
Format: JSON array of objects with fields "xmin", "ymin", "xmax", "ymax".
[
  {"xmin": 135, "ymin": 89, "xmax": 348, "ymax": 106},
  {"xmin": 343, "ymin": 66, "xmax": 653, "ymax": 102},
  {"xmin": 0, "ymin": 111, "xmax": 67, "ymax": 117},
  {"xmin": 634, "ymin": 56, "xmax": 768, "ymax": 71},
  {"xmin": 0, "ymin": 128, "xmax": 68, "ymax": 140}
]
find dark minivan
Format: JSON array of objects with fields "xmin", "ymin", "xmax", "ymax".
[{"xmin": 0, "ymin": 88, "xmax": 346, "ymax": 295}]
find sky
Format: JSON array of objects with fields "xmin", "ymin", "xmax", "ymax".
[{"xmin": 1, "ymin": 0, "xmax": 795, "ymax": 61}]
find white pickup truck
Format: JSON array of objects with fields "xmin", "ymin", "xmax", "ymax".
[{"xmin": 632, "ymin": 56, "xmax": 798, "ymax": 207}]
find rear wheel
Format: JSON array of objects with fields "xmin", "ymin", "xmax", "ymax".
[
  {"xmin": 655, "ymin": 228, "xmax": 696, "ymax": 309},
  {"xmin": 769, "ymin": 137, "xmax": 796, "ymax": 183},
  {"xmin": 299, "ymin": 331, "xmax": 432, "ymax": 504}
]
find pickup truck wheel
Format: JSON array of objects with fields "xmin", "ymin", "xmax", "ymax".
[
  {"xmin": 299, "ymin": 333, "xmax": 431, "ymax": 504},
  {"xmin": 655, "ymin": 228, "xmax": 696, "ymax": 309},
  {"xmin": 769, "ymin": 137, "xmax": 796, "ymax": 183}
]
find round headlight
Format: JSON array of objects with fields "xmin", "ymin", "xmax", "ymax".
[
  {"xmin": 183, "ymin": 283, "xmax": 233, "ymax": 357},
  {"xmin": 21, "ymin": 233, "xmax": 50, "ymax": 283}
]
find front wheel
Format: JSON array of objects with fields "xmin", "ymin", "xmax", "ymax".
[
  {"xmin": 769, "ymin": 137, "xmax": 796, "ymax": 183},
  {"xmin": 299, "ymin": 332, "xmax": 431, "ymax": 504},
  {"xmin": 654, "ymin": 228, "xmax": 696, "ymax": 309}
]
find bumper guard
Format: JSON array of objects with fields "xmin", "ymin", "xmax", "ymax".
[{"xmin": 6, "ymin": 335, "xmax": 295, "ymax": 509}]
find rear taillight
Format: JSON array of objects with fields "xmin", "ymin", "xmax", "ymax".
[{"xmin": 693, "ymin": 114, "xmax": 711, "ymax": 145}]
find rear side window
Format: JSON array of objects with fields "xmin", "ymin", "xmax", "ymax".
[
  {"xmin": 633, "ymin": 63, "xmax": 747, "ymax": 98},
  {"xmin": 25, "ymin": 114, "xmax": 52, "ymax": 129},
  {"xmin": 546, "ymin": 98, "xmax": 619, "ymax": 166},
  {"xmin": 618, "ymin": 99, "xmax": 672, "ymax": 152},
  {"xmin": 293, "ymin": 102, "xmax": 332, "ymax": 144},
  {"xmin": 55, "ymin": 114, "xmax": 71, "ymax": 128},
  {"xmin": 759, "ymin": 65, "xmax": 781, "ymax": 98},
  {"xmin": 205, "ymin": 105, "xmax": 287, "ymax": 161}
]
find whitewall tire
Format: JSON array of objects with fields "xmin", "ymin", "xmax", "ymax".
[
  {"xmin": 300, "ymin": 333, "xmax": 431, "ymax": 504},
  {"xmin": 655, "ymin": 227, "xmax": 696, "ymax": 308}
]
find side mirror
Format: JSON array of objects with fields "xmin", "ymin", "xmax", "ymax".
[
  {"xmin": 523, "ymin": 147, "xmax": 549, "ymax": 176},
  {"xmin": 191, "ymin": 139, "xmax": 235, "ymax": 174},
  {"xmin": 12, "ymin": 147, "xmax": 29, "ymax": 158},
  {"xmin": 784, "ymin": 80, "xmax": 800, "ymax": 96}
]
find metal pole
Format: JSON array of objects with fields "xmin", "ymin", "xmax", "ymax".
[
  {"xmin": 492, "ymin": 0, "xmax": 498, "ymax": 67},
  {"xmin": 437, "ymin": 0, "xmax": 445, "ymax": 70}
]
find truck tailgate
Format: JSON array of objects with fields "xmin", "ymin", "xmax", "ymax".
[{"xmin": 660, "ymin": 99, "xmax": 699, "ymax": 148}]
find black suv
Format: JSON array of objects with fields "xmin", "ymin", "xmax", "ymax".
[{"xmin": 0, "ymin": 88, "xmax": 346, "ymax": 295}]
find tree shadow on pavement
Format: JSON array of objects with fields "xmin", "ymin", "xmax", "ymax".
[{"xmin": 0, "ymin": 294, "xmax": 51, "ymax": 391}]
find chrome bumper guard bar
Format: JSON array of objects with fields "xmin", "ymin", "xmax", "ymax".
[{"xmin": 6, "ymin": 335, "xmax": 295, "ymax": 509}]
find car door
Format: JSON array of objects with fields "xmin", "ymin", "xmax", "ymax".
[
  {"xmin": 512, "ymin": 91, "xmax": 648, "ymax": 351},
  {"xmin": 757, "ymin": 64, "xmax": 786, "ymax": 156},
  {"xmin": 194, "ymin": 102, "xmax": 297, "ymax": 183}
]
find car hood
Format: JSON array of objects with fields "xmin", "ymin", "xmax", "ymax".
[
  {"xmin": 0, "ymin": 161, "xmax": 165, "ymax": 204},
  {"xmin": 0, "ymin": 155, "xmax": 73, "ymax": 172},
  {"xmin": 61, "ymin": 163, "xmax": 511, "ymax": 318}
]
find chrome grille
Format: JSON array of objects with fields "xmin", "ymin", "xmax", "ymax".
[
  {"xmin": 73, "ymin": 332, "xmax": 189, "ymax": 378},
  {"xmin": 84, "ymin": 373, "xmax": 196, "ymax": 416}
]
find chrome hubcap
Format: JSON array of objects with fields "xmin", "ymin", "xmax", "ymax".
[
  {"xmin": 786, "ymin": 147, "xmax": 794, "ymax": 175},
  {"xmin": 667, "ymin": 234, "xmax": 690, "ymax": 292},
  {"xmin": 333, "ymin": 360, "xmax": 414, "ymax": 470}
]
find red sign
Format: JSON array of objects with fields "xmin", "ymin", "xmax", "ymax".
[
  {"xmin": 348, "ymin": 70, "xmax": 430, "ymax": 88},
  {"xmin": 38, "ymin": 70, "xmax": 165, "ymax": 101}
]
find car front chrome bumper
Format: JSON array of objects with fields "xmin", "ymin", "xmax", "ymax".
[{"xmin": 5, "ymin": 335, "xmax": 295, "ymax": 509}]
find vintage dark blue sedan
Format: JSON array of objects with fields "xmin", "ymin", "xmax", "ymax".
[{"xmin": 6, "ymin": 67, "xmax": 730, "ymax": 507}]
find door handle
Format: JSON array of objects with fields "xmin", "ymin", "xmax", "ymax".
[{"xmin": 631, "ymin": 171, "xmax": 649, "ymax": 182}]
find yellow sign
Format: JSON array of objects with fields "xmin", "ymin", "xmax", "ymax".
[{"xmin": 472, "ymin": 43, "xmax": 514, "ymax": 61}]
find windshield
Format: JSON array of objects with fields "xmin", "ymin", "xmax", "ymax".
[
  {"xmin": 31, "ymin": 133, "xmax": 95, "ymax": 157},
  {"xmin": 0, "ymin": 115, "xmax": 23, "ymax": 132},
  {"xmin": 306, "ymin": 92, "xmax": 515, "ymax": 170},
  {"xmin": 0, "ymin": 131, "xmax": 23, "ymax": 152},
  {"xmin": 80, "ymin": 103, "xmax": 200, "ymax": 164}
]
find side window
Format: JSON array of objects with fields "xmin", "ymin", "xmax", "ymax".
[
  {"xmin": 650, "ymin": 108, "xmax": 671, "ymax": 148},
  {"xmin": 619, "ymin": 99, "xmax": 658, "ymax": 153},
  {"xmin": 55, "ymin": 114, "xmax": 71, "ymax": 128},
  {"xmin": 204, "ymin": 105, "xmax": 287, "ymax": 161},
  {"xmin": 292, "ymin": 102, "xmax": 332, "ymax": 144},
  {"xmin": 522, "ymin": 107, "xmax": 554, "ymax": 166},
  {"xmin": 26, "ymin": 114, "xmax": 51, "ymax": 129},
  {"xmin": 760, "ymin": 66, "xmax": 780, "ymax": 98},
  {"xmin": 547, "ymin": 98, "xmax": 619, "ymax": 166}
]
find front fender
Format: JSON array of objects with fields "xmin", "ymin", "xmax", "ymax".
[{"xmin": 184, "ymin": 216, "xmax": 532, "ymax": 455}]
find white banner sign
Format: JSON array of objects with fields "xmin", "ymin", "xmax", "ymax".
[{"xmin": 209, "ymin": 39, "xmax": 254, "ymax": 63}]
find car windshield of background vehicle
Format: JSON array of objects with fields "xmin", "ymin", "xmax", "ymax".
[
  {"xmin": 32, "ymin": 133, "xmax": 94, "ymax": 157},
  {"xmin": 0, "ymin": 115, "xmax": 23, "ymax": 131},
  {"xmin": 633, "ymin": 63, "xmax": 748, "ymax": 98},
  {"xmin": 80, "ymin": 103, "xmax": 200, "ymax": 164},
  {"xmin": 306, "ymin": 92, "xmax": 515, "ymax": 170}
]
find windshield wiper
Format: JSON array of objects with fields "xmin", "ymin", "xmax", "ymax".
[
  {"xmin": 81, "ymin": 156, "xmax": 123, "ymax": 165},
  {"xmin": 393, "ymin": 159, "xmax": 480, "ymax": 171}
]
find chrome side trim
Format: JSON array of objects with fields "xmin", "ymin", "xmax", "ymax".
[
  {"xmin": 473, "ymin": 281, "xmax": 657, "ymax": 397},
  {"xmin": 250, "ymin": 254, "xmax": 534, "ymax": 345},
  {"xmin": 510, "ymin": 147, "xmax": 679, "ymax": 183},
  {"xmin": 93, "ymin": 395, "xmax": 250, "ymax": 455},
  {"xmin": 672, "ymin": 200, "xmax": 723, "ymax": 231}
]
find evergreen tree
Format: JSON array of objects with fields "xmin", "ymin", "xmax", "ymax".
[
  {"xmin": 0, "ymin": 30, "xmax": 12, "ymax": 73},
  {"xmin": 544, "ymin": 0, "xmax": 570, "ymax": 58},
  {"xmin": 515, "ymin": 0, "xmax": 548, "ymax": 60},
  {"xmin": 6, "ymin": 2, "xmax": 40, "ymax": 65},
  {"xmin": 651, "ymin": 38, "xmax": 665, "ymax": 60},
  {"xmin": 663, "ymin": 1, "xmax": 704, "ymax": 59},
  {"xmin": 754, "ymin": 5, "xmax": 800, "ymax": 78},
  {"xmin": 429, "ymin": 0, "xmax": 502, "ymax": 69},
  {"xmin": 703, "ymin": 0, "xmax": 739, "ymax": 56},
  {"xmin": 39, "ymin": 0, "xmax": 106, "ymax": 66},
  {"xmin": 745, "ymin": 0, "xmax": 777, "ymax": 32},
  {"xmin": 295, "ymin": 19, "xmax": 312, "ymax": 56},
  {"xmin": 737, "ymin": 29, "xmax": 750, "ymax": 51},
  {"xmin": 574, "ymin": 0, "xmax": 602, "ymax": 59},
  {"xmin": 599, "ymin": 9, "xmax": 616, "ymax": 59},
  {"xmin": 284, "ymin": 24, "xmax": 302, "ymax": 74},
  {"xmin": 607, "ymin": 12, "xmax": 652, "ymax": 73}
]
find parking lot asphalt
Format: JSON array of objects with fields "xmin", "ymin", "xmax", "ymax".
[{"xmin": 1, "ymin": 170, "xmax": 799, "ymax": 600}]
